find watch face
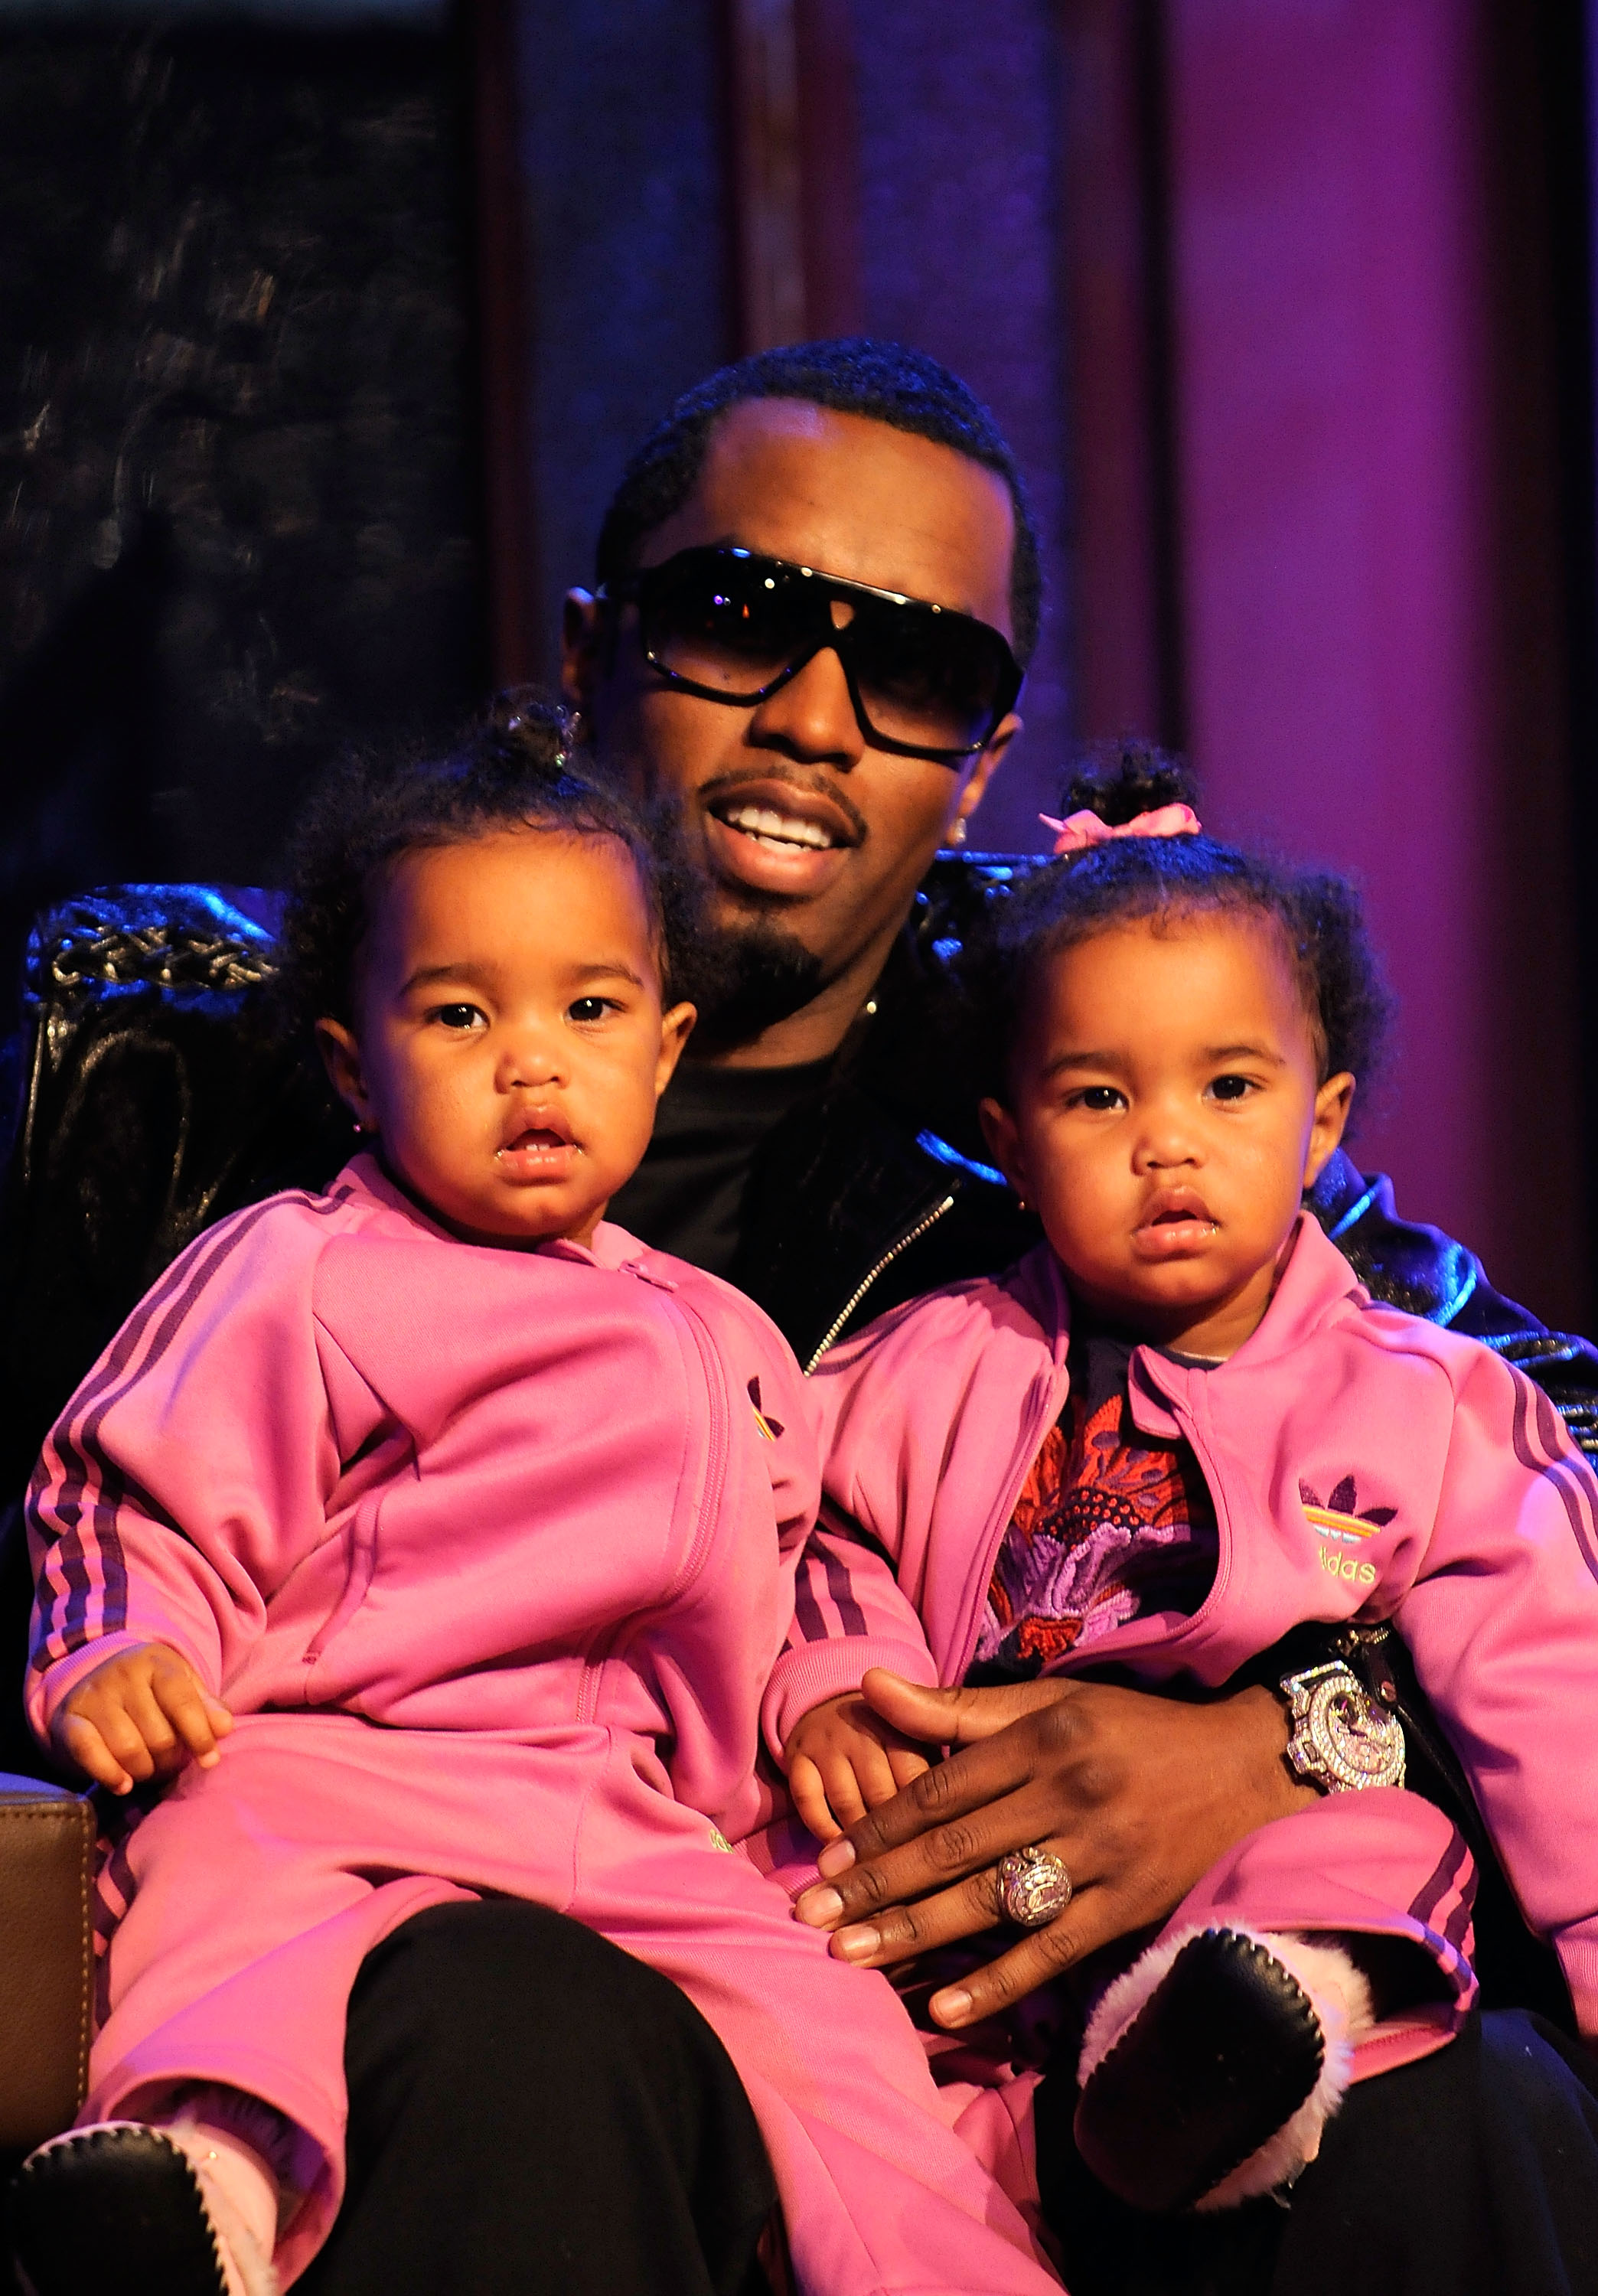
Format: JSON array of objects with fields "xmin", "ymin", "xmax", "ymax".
[{"xmin": 1304, "ymin": 1675, "xmax": 1406, "ymax": 1791}]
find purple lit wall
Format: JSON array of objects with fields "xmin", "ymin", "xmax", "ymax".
[{"xmin": 1163, "ymin": 0, "xmax": 1588, "ymax": 1327}]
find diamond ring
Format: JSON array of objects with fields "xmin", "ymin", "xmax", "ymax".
[{"xmin": 994, "ymin": 1844, "xmax": 1073, "ymax": 1927}]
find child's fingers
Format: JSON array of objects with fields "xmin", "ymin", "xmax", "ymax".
[
  {"xmin": 818, "ymin": 1754, "xmax": 868, "ymax": 1830},
  {"xmin": 54, "ymin": 1710, "xmax": 137, "ymax": 1795},
  {"xmin": 122, "ymin": 1676, "xmax": 184, "ymax": 1768},
  {"xmin": 788, "ymin": 1754, "xmax": 843, "ymax": 1843},
  {"xmin": 885, "ymin": 1743, "xmax": 932, "ymax": 1789},
  {"xmin": 151, "ymin": 1671, "xmax": 229, "ymax": 1769},
  {"xmin": 850, "ymin": 1737, "xmax": 907, "ymax": 1811}
]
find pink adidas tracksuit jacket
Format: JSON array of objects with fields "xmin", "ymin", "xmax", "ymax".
[
  {"xmin": 27, "ymin": 1157, "xmax": 1062, "ymax": 2296},
  {"xmin": 773, "ymin": 1215, "xmax": 1598, "ymax": 2079}
]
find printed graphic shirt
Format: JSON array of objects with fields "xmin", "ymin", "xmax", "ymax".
[{"xmin": 970, "ymin": 1328, "xmax": 1219, "ymax": 1681}]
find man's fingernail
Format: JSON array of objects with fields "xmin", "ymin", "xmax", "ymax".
[
  {"xmin": 796, "ymin": 1887, "xmax": 843, "ymax": 1927},
  {"xmin": 817, "ymin": 1838, "xmax": 856, "ymax": 1877},
  {"xmin": 931, "ymin": 1988, "xmax": 972, "ymax": 2025},
  {"xmin": 834, "ymin": 1926, "xmax": 879, "ymax": 1962}
]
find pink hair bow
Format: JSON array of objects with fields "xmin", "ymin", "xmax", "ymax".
[{"xmin": 1039, "ymin": 802, "xmax": 1201, "ymax": 856}]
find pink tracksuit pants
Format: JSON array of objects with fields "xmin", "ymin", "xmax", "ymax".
[{"xmin": 83, "ymin": 1714, "xmax": 1062, "ymax": 2296}]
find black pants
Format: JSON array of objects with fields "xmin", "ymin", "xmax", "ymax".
[
  {"xmin": 299, "ymin": 1901, "xmax": 1598, "ymax": 2296},
  {"xmin": 294, "ymin": 1900, "xmax": 777, "ymax": 2296},
  {"xmin": 1036, "ymin": 2007, "xmax": 1598, "ymax": 2296}
]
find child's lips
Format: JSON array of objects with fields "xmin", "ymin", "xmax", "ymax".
[
  {"xmin": 1132, "ymin": 1194, "xmax": 1219, "ymax": 1259},
  {"xmin": 495, "ymin": 1124, "xmax": 578, "ymax": 1177}
]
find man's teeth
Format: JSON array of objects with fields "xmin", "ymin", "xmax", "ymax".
[{"xmin": 721, "ymin": 804, "xmax": 835, "ymax": 851}]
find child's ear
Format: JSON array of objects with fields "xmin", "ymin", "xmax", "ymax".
[
  {"xmin": 316, "ymin": 1019, "xmax": 375, "ymax": 1133},
  {"xmin": 1303, "ymin": 1071, "xmax": 1355, "ymax": 1189},
  {"xmin": 655, "ymin": 1003, "xmax": 696, "ymax": 1097},
  {"xmin": 978, "ymin": 1097, "xmax": 1032, "ymax": 1203}
]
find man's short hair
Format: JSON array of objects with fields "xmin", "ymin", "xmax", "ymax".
[{"xmin": 595, "ymin": 338, "xmax": 1042, "ymax": 669}]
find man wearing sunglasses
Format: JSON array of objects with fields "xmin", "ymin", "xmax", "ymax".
[
  {"xmin": 558, "ymin": 341, "xmax": 1598, "ymax": 2294},
  {"xmin": 296, "ymin": 343, "xmax": 1598, "ymax": 2296}
]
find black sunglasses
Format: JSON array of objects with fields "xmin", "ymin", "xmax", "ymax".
[{"xmin": 600, "ymin": 546, "xmax": 1023, "ymax": 765}]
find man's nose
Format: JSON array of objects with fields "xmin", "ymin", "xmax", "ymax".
[{"xmin": 747, "ymin": 642, "xmax": 866, "ymax": 769}]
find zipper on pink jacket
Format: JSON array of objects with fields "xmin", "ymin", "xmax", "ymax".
[
  {"xmin": 574, "ymin": 1287, "xmax": 732, "ymax": 1725},
  {"xmin": 947, "ymin": 1360, "xmax": 1073, "ymax": 1684}
]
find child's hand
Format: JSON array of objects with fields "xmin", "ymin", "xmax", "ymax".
[
  {"xmin": 51, "ymin": 1642, "xmax": 233, "ymax": 1795},
  {"xmin": 783, "ymin": 1691, "xmax": 935, "ymax": 1842}
]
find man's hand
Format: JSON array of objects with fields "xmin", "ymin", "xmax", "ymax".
[
  {"xmin": 782, "ymin": 1690, "xmax": 934, "ymax": 1841},
  {"xmin": 51, "ymin": 1642, "xmax": 233, "ymax": 1795},
  {"xmin": 793, "ymin": 1668, "xmax": 1316, "ymax": 2028}
]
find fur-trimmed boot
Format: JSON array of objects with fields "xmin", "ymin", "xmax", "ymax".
[
  {"xmin": 1071, "ymin": 1925, "xmax": 1374, "ymax": 2214},
  {"xmin": 9, "ymin": 2087, "xmax": 295, "ymax": 2296}
]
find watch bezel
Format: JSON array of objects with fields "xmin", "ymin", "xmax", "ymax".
[{"xmin": 1280, "ymin": 1660, "xmax": 1407, "ymax": 1793}]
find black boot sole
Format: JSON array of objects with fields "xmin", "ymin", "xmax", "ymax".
[
  {"xmin": 8, "ymin": 2124, "xmax": 230, "ymax": 2296},
  {"xmin": 1072, "ymin": 1926, "xmax": 1326, "ymax": 2213}
]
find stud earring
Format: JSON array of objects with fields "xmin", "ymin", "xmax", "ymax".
[{"xmin": 947, "ymin": 817, "xmax": 968, "ymax": 847}]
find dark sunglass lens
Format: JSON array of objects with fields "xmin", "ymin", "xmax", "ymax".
[
  {"xmin": 851, "ymin": 604, "xmax": 1011, "ymax": 751},
  {"xmin": 641, "ymin": 557, "xmax": 818, "ymax": 693}
]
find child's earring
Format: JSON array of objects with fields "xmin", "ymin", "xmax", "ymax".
[
  {"xmin": 1016, "ymin": 1195, "xmax": 1029, "ymax": 1213},
  {"xmin": 947, "ymin": 817, "xmax": 968, "ymax": 847}
]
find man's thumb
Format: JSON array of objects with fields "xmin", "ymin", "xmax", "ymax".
[{"xmin": 860, "ymin": 1667, "xmax": 1065, "ymax": 1744}]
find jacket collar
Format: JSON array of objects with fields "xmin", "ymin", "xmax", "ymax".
[
  {"xmin": 1008, "ymin": 1211, "xmax": 1370, "ymax": 1394},
  {"xmin": 335, "ymin": 1152, "xmax": 647, "ymax": 1272}
]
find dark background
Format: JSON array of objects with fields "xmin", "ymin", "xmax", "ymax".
[
  {"xmin": 0, "ymin": 11, "xmax": 487, "ymax": 965},
  {"xmin": 1, "ymin": 0, "xmax": 1596, "ymax": 1330}
]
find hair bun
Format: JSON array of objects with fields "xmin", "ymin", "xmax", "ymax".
[{"xmin": 1059, "ymin": 742, "xmax": 1198, "ymax": 830}]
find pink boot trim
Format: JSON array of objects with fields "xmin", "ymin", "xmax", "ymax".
[{"xmin": 161, "ymin": 2112, "xmax": 282, "ymax": 2296}]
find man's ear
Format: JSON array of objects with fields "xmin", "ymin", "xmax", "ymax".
[
  {"xmin": 1303, "ymin": 1071, "xmax": 1355, "ymax": 1189},
  {"xmin": 561, "ymin": 589, "xmax": 605, "ymax": 713},
  {"xmin": 655, "ymin": 1002, "xmax": 696, "ymax": 1097},
  {"xmin": 951, "ymin": 712, "xmax": 1022, "ymax": 840},
  {"xmin": 977, "ymin": 1094, "xmax": 1031, "ymax": 1202},
  {"xmin": 316, "ymin": 1018, "xmax": 374, "ymax": 1133}
]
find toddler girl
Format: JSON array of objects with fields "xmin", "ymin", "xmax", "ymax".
[
  {"xmin": 13, "ymin": 709, "xmax": 1062, "ymax": 2296},
  {"xmin": 775, "ymin": 754, "xmax": 1598, "ymax": 2215}
]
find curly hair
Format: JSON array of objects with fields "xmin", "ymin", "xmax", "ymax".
[
  {"xmin": 971, "ymin": 744, "xmax": 1392, "ymax": 1107},
  {"xmin": 279, "ymin": 693, "xmax": 700, "ymax": 1030},
  {"xmin": 595, "ymin": 338, "xmax": 1042, "ymax": 667}
]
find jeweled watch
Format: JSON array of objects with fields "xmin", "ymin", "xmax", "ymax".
[{"xmin": 1278, "ymin": 1661, "xmax": 1406, "ymax": 1792}]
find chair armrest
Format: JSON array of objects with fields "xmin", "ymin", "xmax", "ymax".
[{"xmin": 0, "ymin": 1776, "xmax": 93, "ymax": 2151}]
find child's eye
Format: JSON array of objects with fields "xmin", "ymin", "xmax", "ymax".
[
  {"xmin": 1065, "ymin": 1084, "xmax": 1125, "ymax": 1113},
  {"xmin": 432, "ymin": 1003, "xmax": 485, "ymax": 1032},
  {"xmin": 1209, "ymin": 1073, "xmax": 1255, "ymax": 1102},
  {"xmin": 567, "ymin": 996, "xmax": 616, "ymax": 1023}
]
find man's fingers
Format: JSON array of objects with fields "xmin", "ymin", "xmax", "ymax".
[
  {"xmin": 827, "ymin": 1867, "xmax": 1006, "ymax": 1968},
  {"xmin": 927, "ymin": 1882, "xmax": 1133, "ymax": 2028},
  {"xmin": 860, "ymin": 1668, "xmax": 1069, "ymax": 1749},
  {"xmin": 801, "ymin": 1782, "xmax": 1048, "ymax": 1921},
  {"xmin": 54, "ymin": 1714, "xmax": 133, "ymax": 1796}
]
